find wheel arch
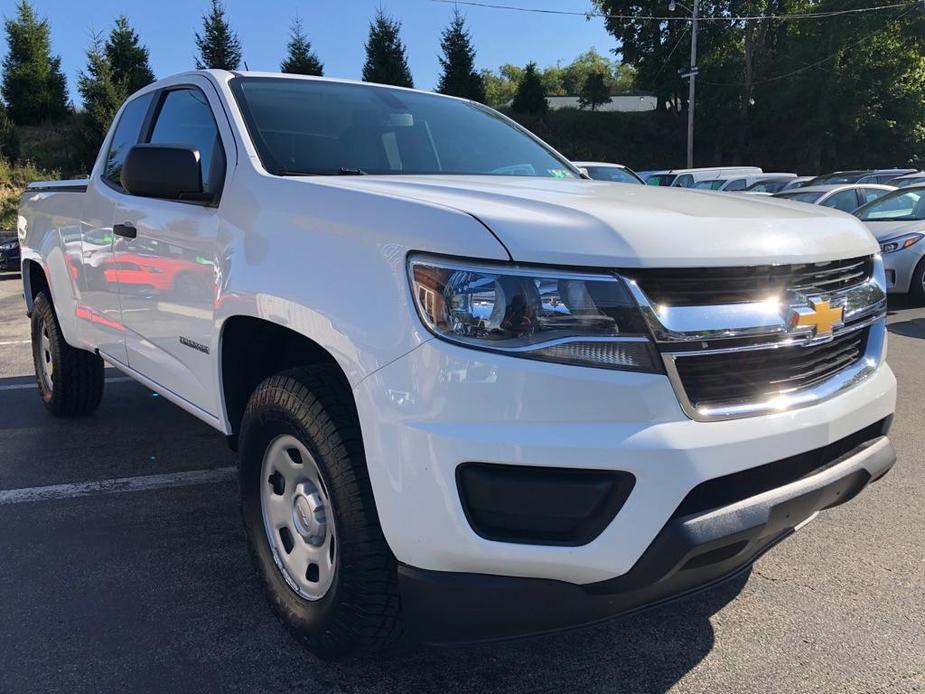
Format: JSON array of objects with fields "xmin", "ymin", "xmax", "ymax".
[
  {"xmin": 22, "ymin": 259, "xmax": 50, "ymax": 316},
  {"xmin": 218, "ymin": 315, "xmax": 357, "ymax": 442}
]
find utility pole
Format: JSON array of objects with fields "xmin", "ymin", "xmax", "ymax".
[
  {"xmin": 686, "ymin": 0, "xmax": 698, "ymax": 168},
  {"xmin": 672, "ymin": 0, "xmax": 699, "ymax": 168}
]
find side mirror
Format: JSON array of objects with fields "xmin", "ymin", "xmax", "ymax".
[{"xmin": 121, "ymin": 144, "xmax": 213, "ymax": 202}]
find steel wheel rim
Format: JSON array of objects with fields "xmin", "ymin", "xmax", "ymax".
[
  {"xmin": 260, "ymin": 434, "xmax": 336, "ymax": 601},
  {"xmin": 39, "ymin": 327, "xmax": 54, "ymax": 392}
]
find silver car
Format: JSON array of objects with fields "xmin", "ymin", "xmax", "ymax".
[
  {"xmin": 773, "ymin": 184, "xmax": 894, "ymax": 213},
  {"xmin": 853, "ymin": 185, "xmax": 925, "ymax": 301}
]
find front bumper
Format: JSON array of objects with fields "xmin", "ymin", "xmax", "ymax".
[
  {"xmin": 882, "ymin": 246, "xmax": 924, "ymax": 293},
  {"xmin": 399, "ymin": 432, "xmax": 895, "ymax": 643},
  {"xmin": 355, "ymin": 337, "xmax": 896, "ymax": 585}
]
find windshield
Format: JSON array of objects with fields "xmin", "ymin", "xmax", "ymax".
[
  {"xmin": 895, "ymin": 177, "xmax": 925, "ymax": 188},
  {"xmin": 776, "ymin": 191, "xmax": 824, "ymax": 204},
  {"xmin": 747, "ymin": 180, "xmax": 788, "ymax": 193},
  {"xmin": 856, "ymin": 189, "xmax": 925, "ymax": 221},
  {"xmin": 694, "ymin": 179, "xmax": 726, "ymax": 190},
  {"xmin": 811, "ymin": 172, "xmax": 865, "ymax": 185},
  {"xmin": 230, "ymin": 77, "xmax": 576, "ymax": 178},
  {"xmin": 583, "ymin": 166, "xmax": 642, "ymax": 184}
]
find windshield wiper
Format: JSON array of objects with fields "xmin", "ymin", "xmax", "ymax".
[{"xmin": 275, "ymin": 168, "xmax": 368, "ymax": 177}]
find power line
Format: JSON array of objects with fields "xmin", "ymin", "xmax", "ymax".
[{"xmin": 431, "ymin": 0, "xmax": 916, "ymax": 23}]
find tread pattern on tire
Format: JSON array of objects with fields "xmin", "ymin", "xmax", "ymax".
[
  {"xmin": 239, "ymin": 366, "xmax": 404, "ymax": 658},
  {"xmin": 31, "ymin": 292, "xmax": 104, "ymax": 417}
]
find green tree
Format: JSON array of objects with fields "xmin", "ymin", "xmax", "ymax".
[
  {"xmin": 362, "ymin": 10, "xmax": 413, "ymax": 87},
  {"xmin": 578, "ymin": 71, "xmax": 612, "ymax": 111},
  {"xmin": 106, "ymin": 16, "xmax": 155, "ymax": 94},
  {"xmin": 77, "ymin": 33, "xmax": 123, "ymax": 169},
  {"xmin": 1, "ymin": 1, "xmax": 69, "ymax": 125},
  {"xmin": 0, "ymin": 104, "xmax": 20, "ymax": 161},
  {"xmin": 281, "ymin": 16, "xmax": 324, "ymax": 76},
  {"xmin": 436, "ymin": 9, "xmax": 485, "ymax": 102},
  {"xmin": 511, "ymin": 62, "xmax": 548, "ymax": 115},
  {"xmin": 195, "ymin": 0, "xmax": 242, "ymax": 71}
]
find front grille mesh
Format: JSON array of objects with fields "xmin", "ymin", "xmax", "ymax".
[
  {"xmin": 674, "ymin": 328, "xmax": 868, "ymax": 409},
  {"xmin": 626, "ymin": 256, "xmax": 872, "ymax": 306}
]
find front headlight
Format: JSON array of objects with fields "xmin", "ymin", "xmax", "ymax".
[
  {"xmin": 880, "ymin": 232, "xmax": 923, "ymax": 254},
  {"xmin": 408, "ymin": 256, "xmax": 659, "ymax": 372},
  {"xmin": 0, "ymin": 240, "xmax": 17, "ymax": 251}
]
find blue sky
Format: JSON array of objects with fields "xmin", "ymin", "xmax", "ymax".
[{"xmin": 2, "ymin": 0, "xmax": 616, "ymax": 104}]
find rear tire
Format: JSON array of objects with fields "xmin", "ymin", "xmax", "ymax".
[
  {"xmin": 31, "ymin": 292, "xmax": 104, "ymax": 417},
  {"xmin": 238, "ymin": 366, "xmax": 403, "ymax": 659}
]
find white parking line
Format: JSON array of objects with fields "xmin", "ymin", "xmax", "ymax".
[
  {"xmin": 0, "ymin": 339, "xmax": 30, "ymax": 345},
  {"xmin": 0, "ymin": 467, "xmax": 237, "ymax": 505},
  {"xmin": 0, "ymin": 376, "xmax": 133, "ymax": 391}
]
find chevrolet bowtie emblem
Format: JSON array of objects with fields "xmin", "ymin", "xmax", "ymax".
[{"xmin": 789, "ymin": 299, "xmax": 844, "ymax": 337}]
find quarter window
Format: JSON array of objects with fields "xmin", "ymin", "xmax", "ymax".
[
  {"xmin": 103, "ymin": 92, "xmax": 154, "ymax": 189},
  {"xmin": 148, "ymin": 88, "xmax": 224, "ymax": 194}
]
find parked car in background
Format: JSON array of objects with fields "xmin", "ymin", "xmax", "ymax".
[
  {"xmin": 854, "ymin": 185, "xmax": 925, "ymax": 301},
  {"xmin": 0, "ymin": 236, "xmax": 20, "ymax": 272},
  {"xmin": 887, "ymin": 172, "xmax": 925, "ymax": 188},
  {"xmin": 810, "ymin": 169, "xmax": 917, "ymax": 186},
  {"xmin": 640, "ymin": 169, "xmax": 674, "ymax": 186},
  {"xmin": 707, "ymin": 173, "xmax": 797, "ymax": 192},
  {"xmin": 745, "ymin": 176, "xmax": 807, "ymax": 194},
  {"xmin": 779, "ymin": 176, "xmax": 815, "ymax": 191},
  {"xmin": 573, "ymin": 162, "xmax": 645, "ymax": 185},
  {"xmin": 669, "ymin": 166, "xmax": 763, "ymax": 188},
  {"xmin": 774, "ymin": 184, "xmax": 895, "ymax": 212}
]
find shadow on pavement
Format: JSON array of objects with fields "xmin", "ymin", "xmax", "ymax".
[
  {"xmin": 0, "ymin": 271, "xmax": 21, "ymax": 281},
  {"xmin": 888, "ymin": 317, "xmax": 925, "ymax": 340}
]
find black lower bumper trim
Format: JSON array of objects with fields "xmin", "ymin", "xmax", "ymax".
[{"xmin": 399, "ymin": 435, "xmax": 896, "ymax": 644}]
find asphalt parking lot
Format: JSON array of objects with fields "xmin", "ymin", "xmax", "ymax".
[{"xmin": 0, "ymin": 271, "xmax": 922, "ymax": 694}]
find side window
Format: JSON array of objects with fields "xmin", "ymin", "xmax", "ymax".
[
  {"xmin": 861, "ymin": 188, "xmax": 889, "ymax": 204},
  {"xmin": 148, "ymin": 88, "xmax": 224, "ymax": 194},
  {"xmin": 822, "ymin": 190, "xmax": 860, "ymax": 212},
  {"xmin": 725, "ymin": 178, "xmax": 747, "ymax": 191},
  {"xmin": 103, "ymin": 92, "xmax": 154, "ymax": 189}
]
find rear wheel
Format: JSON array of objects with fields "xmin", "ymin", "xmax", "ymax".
[
  {"xmin": 238, "ymin": 366, "xmax": 403, "ymax": 659},
  {"xmin": 31, "ymin": 292, "xmax": 104, "ymax": 416}
]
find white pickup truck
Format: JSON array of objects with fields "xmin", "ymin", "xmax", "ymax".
[{"xmin": 18, "ymin": 70, "xmax": 897, "ymax": 658}]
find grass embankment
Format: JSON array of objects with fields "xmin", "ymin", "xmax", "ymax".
[{"xmin": 0, "ymin": 159, "xmax": 58, "ymax": 231}]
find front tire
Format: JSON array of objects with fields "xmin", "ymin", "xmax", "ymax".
[
  {"xmin": 908, "ymin": 256, "xmax": 925, "ymax": 304},
  {"xmin": 31, "ymin": 292, "xmax": 104, "ymax": 416},
  {"xmin": 238, "ymin": 367, "xmax": 403, "ymax": 659}
]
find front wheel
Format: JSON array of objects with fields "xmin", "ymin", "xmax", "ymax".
[
  {"xmin": 31, "ymin": 292, "xmax": 104, "ymax": 416},
  {"xmin": 909, "ymin": 256, "xmax": 925, "ymax": 304},
  {"xmin": 238, "ymin": 367, "xmax": 403, "ymax": 659}
]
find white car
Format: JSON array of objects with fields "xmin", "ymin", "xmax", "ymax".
[
  {"xmin": 17, "ymin": 71, "xmax": 897, "ymax": 657},
  {"xmin": 774, "ymin": 184, "xmax": 895, "ymax": 212},
  {"xmin": 669, "ymin": 166, "xmax": 763, "ymax": 188},
  {"xmin": 854, "ymin": 185, "xmax": 925, "ymax": 301}
]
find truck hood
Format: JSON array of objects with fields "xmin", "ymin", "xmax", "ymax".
[
  {"xmin": 313, "ymin": 175, "xmax": 879, "ymax": 268},
  {"xmin": 861, "ymin": 219, "xmax": 925, "ymax": 242}
]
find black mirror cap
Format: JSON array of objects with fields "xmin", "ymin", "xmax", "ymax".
[{"xmin": 121, "ymin": 144, "xmax": 211, "ymax": 201}]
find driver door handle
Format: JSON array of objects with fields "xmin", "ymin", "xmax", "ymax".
[{"xmin": 113, "ymin": 223, "xmax": 137, "ymax": 239}]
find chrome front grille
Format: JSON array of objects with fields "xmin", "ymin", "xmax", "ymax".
[
  {"xmin": 672, "ymin": 328, "xmax": 869, "ymax": 410},
  {"xmin": 624, "ymin": 256, "xmax": 873, "ymax": 307},
  {"xmin": 619, "ymin": 254, "xmax": 888, "ymax": 421}
]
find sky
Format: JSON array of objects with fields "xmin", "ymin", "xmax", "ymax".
[{"xmin": 0, "ymin": 0, "xmax": 617, "ymax": 105}]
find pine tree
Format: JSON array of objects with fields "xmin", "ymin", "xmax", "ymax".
[
  {"xmin": 578, "ymin": 71, "xmax": 612, "ymax": 111},
  {"xmin": 280, "ymin": 16, "xmax": 324, "ymax": 76},
  {"xmin": 511, "ymin": 62, "xmax": 547, "ymax": 115},
  {"xmin": 436, "ymin": 9, "xmax": 485, "ymax": 102},
  {"xmin": 77, "ymin": 33, "xmax": 123, "ymax": 168},
  {"xmin": 106, "ymin": 16, "xmax": 155, "ymax": 94},
  {"xmin": 1, "ymin": 1, "xmax": 69, "ymax": 125},
  {"xmin": 362, "ymin": 10, "xmax": 413, "ymax": 88},
  {"xmin": 195, "ymin": 0, "xmax": 242, "ymax": 71}
]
